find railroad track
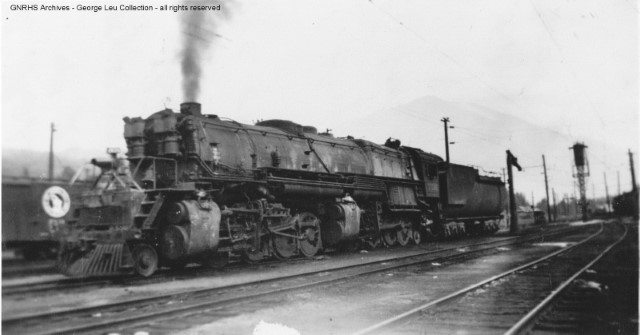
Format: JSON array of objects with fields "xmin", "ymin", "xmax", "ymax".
[
  {"xmin": 2, "ymin": 263, "xmax": 234, "ymax": 297},
  {"xmin": 507, "ymin": 220, "xmax": 637, "ymax": 335},
  {"xmin": 1, "ymin": 259, "xmax": 56, "ymax": 278},
  {"xmin": 2, "ymin": 253, "xmax": 296, "ymax": 296},
  {"xmin": 2, "ymin": 223, "xmax": 593, "ymax": 335},
  {"xmin": 350, "ymin": 220, "xmax": 625, "ymax": 335},
  {"xmin": 0, "ymin": 222, "xmax": 582, "ymax": 297}
]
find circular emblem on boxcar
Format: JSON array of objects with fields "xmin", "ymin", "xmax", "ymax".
[{"xmin": 42, "ymin": 186, "xmax": 71, "ymax": 218}]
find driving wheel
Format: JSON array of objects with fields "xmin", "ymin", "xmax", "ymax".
[
  {"xmin": 298, "ymin": 212, "xmax": 321, "ymax": 257},
  {"xmin": 397, "ymin": 227, "xmax": 412, "ymax": 246},
  {"xmin": 273, "ymin": 232, "xmax": 297, "ymax": 259},
  {"xmin": 382, "ymin": 230, "xmax": 397, "ymax": 246}
]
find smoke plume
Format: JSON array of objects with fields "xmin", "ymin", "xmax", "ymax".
[{"xmin": 180, "ymin": 2, "xmax": 233, "ymax": 102}]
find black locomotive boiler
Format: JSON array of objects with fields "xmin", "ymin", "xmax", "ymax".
[{"xmin": 58, "ymin": 102, "xmax": 506, "ymax": 277}]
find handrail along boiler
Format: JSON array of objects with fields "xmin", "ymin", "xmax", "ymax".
[{"xmin": 58, "ymin": 102, "xmax": 506, "ymax": 277}]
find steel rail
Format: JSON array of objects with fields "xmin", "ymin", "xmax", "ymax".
[
  {"xmin": 1, "ymin": 223, "xmax": 582, "ymax": 297},
  {"xmin": 0, "ymin": 231, "xmax": 524, "ymax": 296},
  {"xmin": 504, "ymin": 222, "xmax": 629, "ymax": 335},
  {"xmin": 2, "ymin": 225, "xmax": 587, "ymax": 334},
  {"xmin": 1, "ymin": 261, "xmax": 56, "ymax": 278},
  {"xmin": 2, "ymin": 235, "xmax": 520, "ymax": 324},
  {"xmin": 350, "ymin": 222, "xmax": 607, "ymax": 335}
]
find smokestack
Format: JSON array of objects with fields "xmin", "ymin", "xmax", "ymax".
[{"xmin": 180, "ymin": 102, "xmax": 202, "ymax": 116}]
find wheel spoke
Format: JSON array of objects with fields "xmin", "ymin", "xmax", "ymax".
[
  {"xmin": 413, "ymin": 229, "xmax": 423, "ymax": 245},
  {"xmin": 397, "ymin": 227, "xmax": 412, "ymax": 246},
  {"xmin": 132, "ymin": 245, "xmax": 158, "ymax": 277},
  {"xmin": 273, "ymin": 232, "xmax": 297, "ymax": 259},
  {"xmin": 382, "ymin": 230, "xmax": 397, "ymax": 246},
  {"xmin": 298, "ymin": 212, "xmax": 321, "ymax": 257}
]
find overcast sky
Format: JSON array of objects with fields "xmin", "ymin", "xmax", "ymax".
[{"xmin": 2, "ymin": 0, "xmax": 638, "ymax": 203}]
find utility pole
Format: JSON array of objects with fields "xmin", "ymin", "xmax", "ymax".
[
  {"xmin": 629, "ymin": 149, "xmax": 638, "ymax": 220},
  {"xmin": 531, "ymin": 192, "xmax": 534, "ymax": 208},
  {"xmin": 441, "ymin": 117, "xmax": 451, "ymax": 165},
  {"xmin": 617, "ymin": 171, "xmax": 621, "ymax": 196},
  {"xmin": 604, "ymin": 172, "xmax": 611, "ymax": 214},
  {"xmin": 542, "ymin": 155, "xmax": 551, "ymax": 222},
  {"xmin": 440, "ymin": 117, "xmax": 453, "ymax": 206},
  {"xmin": 48, "ymin": 123, "xmax": 56, "ymax": 181},
  {"xmin": 552, "ymin": 188, "xmax": 557, "ymax": 222},
  {"xmin": 629, "ymin": 150, "xmax": 637, "ymax": 193},
  {"xmin": 507, "ymin": 150, "xmax": 523, "ymax": 234}
]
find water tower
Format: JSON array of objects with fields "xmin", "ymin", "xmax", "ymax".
[{"xmin": 570, "ymin": 143, "xmax": 589, "ymax": 221}]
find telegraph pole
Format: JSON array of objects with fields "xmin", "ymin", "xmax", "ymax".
[
  {"xmin": 542, "ymin": 155, "xmax": 551, "ymax": 222},
  {"xmin": 617, "ymin": 171, "xmax": 621, "ymax": 196},
  {"xmin": 48, "ymin": 123, "xmax": 56, "ymax": 181},
  {"xmin": 629, "ymin": 150, "xmax": 637, "ymax": 193},
  {"xmin": 440, "ymin": 117, "xmax": 453, "ymax": 206},
  {"xmin": 507, "ymin": 150, "xmax": 523, "ymax": 234},
  {"xmin": 441, "ymin": 117, "xmax": 451, "ymax": 165},
  {"xmin": 629, "ymin": 150, "xmax": 638, "ymax": 220},
  {"xmin": 604, "ymin": 172, "xmax": 611, "ymax": 214},
  {"xmin": 531, "ymin": 192, "xmax": 534, "ymax": 208},
  {"xmin": 552, "ymin": 188, "xmax": 557, "ymax": 222}
]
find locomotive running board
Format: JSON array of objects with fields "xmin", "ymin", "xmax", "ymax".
[{"xmin": 64, "ymin": 243, "xmax": 134, "ymax": 277}]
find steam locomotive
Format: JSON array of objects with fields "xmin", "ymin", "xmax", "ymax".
[{"xmin": 58, "ymin": 102, "xmax": 506, "ymax": 277}]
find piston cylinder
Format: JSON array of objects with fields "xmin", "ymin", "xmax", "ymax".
[
  {"xmin": 321, "ymin": 202, "xmax": 361, "ymax": 246},
  {"xmin": 161, "ymin": 200, "xmax": 221, "ymax": 260}
]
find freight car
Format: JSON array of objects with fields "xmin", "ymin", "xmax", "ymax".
[
  {"xmin": 58, "ymin": 102, "xmax": 506, "ymax": 277},
  {"xmin": 2, "ymin": 177, "xmax": 85, "ymax": 259}
]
